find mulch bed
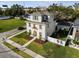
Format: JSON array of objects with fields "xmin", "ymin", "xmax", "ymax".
[
  {"xmin": 34, "ymin": 38, "xmax": 46, "ymax": 44},
  {"xmin": 26, "ymin": 36, "xmax": 46, "ymax": 44},
  {"xmin": 26, "ymin": 35, "xmax": 33, "ymax": 40}
]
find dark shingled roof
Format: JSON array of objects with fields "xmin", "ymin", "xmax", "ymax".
[{"xmin": 57, "ymin": 21, "xmax": 72, "ymax": 26}]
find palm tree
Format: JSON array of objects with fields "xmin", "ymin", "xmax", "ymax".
[{"xmin": 73, "ymin": 3, "xmax": 79, "ymax": 17}]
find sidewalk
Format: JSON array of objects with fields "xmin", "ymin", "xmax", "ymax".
[
  {"xmin": 0, "ymin": 38, "xmax": 22, "ymax": 58},
  {"xmin": 1, "ymin": 43, "xmax": 22, "ymax": 58},
  {"xmin": 5, "ymin": 39, "xmax": 44, "ymax": 58}
]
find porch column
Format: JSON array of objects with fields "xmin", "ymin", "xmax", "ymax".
[{"xmin": 72, "ymin": 28, "xmax": 77, "ymax": 39}]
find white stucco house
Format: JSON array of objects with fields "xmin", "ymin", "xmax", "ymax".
[{"xmin": 25, "ymin": 12, "xmax": 56, "ymax": 41}]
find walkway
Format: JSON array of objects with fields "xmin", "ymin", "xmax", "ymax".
[
  {"xmin": 23, "ymin": 37, "xmax": 36, "ymax": 47},
  {"xmin": 5, "ymin": 39, "xmax": 44, "ymax": 58},
  {"xmin": 7, "ymin": 30, "xmax": 27, "ymax": 39}
]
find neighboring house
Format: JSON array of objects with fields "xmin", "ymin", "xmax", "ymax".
[
  {"xmin": 26, "ymin": 12, "xmax": 56, "ymax": 41},
  {"xmin": 15, "ymin": 17, "xmax": 20, "ymax": 19},
  {"xmin": 67, "ymin": 18, "xmax": 79, "ymax": 40}
]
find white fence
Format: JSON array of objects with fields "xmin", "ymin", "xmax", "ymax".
[
  {"xmin": 47, "ymin": 36, "xmax": 66, "ymax": 46},
  {"xmin": 69, "ymin": 44, "xmax": 79, "ymax": 50}
]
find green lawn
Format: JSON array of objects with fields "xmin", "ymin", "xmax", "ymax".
[
  {"xmin": 10, "ymin": 32, "xmax": 79, "ymax": 58},
  {"xmin": 11, "ymin": 37, "xmax": 29, "ymax": 45},
  {"xmin": 11, "ymin": 32, "xmax": 29, "ymax": 45},
  {"xmin": 0, "ymin": 18, "xmax": 25, "ymax": 32},
  {"xmin": 27, "ymin": 42, "xmax": 79, "ymax": 58},
  {"xmin": 4, "ymin": 42, "xmax": 32, "ymax": 58}
]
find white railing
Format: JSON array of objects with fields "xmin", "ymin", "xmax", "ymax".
[
  {"xmin": 47, "ymin": 36, "xmax": 66, "ymax": 46},
  {"xmin": 69, "ymin": 44, "xmax": 79, "ymax": 50}
]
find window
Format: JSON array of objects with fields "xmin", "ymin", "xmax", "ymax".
[
  {"xmin": 33, "ymin": 16, "xmax": 38, "ymax": 20},
  {"xmin": 28, "ymin": 16, "xmax": 30, "ymax": 19},
  {"xmin": 39, "ymin": 32, "xmax": 42, "ymax": 35},
  {"xmin": 25, "ymin": 14, "xmax": 30, "ymax": 18},
  {"xmin": 42, "ymin": 15, "xmax": 48, "ymax": 22},
  {"xmin": 39, "ymin": 25, "xmax": 42, "ymax": 29},
  {"xmin": 29, "ymin": 23, "xmax": 31, "ymax": 27}
]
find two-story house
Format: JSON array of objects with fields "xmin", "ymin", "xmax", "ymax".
[{"xmin": 26, "ymin": 12, "xmax": 56, "ymax": 41}]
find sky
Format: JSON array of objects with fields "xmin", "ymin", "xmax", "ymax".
[{"xmin": 0, "ymin": 1, "xmax": 79, "ymax": 8}]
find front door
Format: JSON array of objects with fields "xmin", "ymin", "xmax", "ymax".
[{"xmin": 33, "ymin": 31, "xmax": 37, "ymax": 36}]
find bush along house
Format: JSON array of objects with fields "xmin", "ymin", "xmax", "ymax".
[{"xmin": 25, "ymin": 12, "xmax": 56, "ymax": 41}]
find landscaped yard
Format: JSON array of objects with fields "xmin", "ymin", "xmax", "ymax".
[
  {"xmin": 4, "ymin": 42, "xmax": 32, "ymax": 58},
  {"xmin": 11, "ymin": 32, "xmax": 33, "ymax": 45},
  {"xmin": 10, "ymin": 32, "xmax": 79, "ymax": 58},
  {"xmin": 0, "ymin": 18, "xmax": 25, "ymax": 32}
]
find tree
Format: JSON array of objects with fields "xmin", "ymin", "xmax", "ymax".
[
  {"xmin": 3, "ymin": 8, "xmax": 11, "ymax": 16},
  {"xmin": 73, "ymin": 3, "xmax": 79, "ymax": 17},
  {"xmin": 10, "ymin": 4, "xmax": 25, "ymax": 16},
  {"xmin": 47, "ymin": 3, "xmax": 76, "ymax": 22},
  {"xmin": 0, "ymin": 8, "xmax": 3, "ymax": 16}
]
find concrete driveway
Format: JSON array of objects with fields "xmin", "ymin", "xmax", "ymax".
[{"xmin": 0, "ymin": 29, "xmax": 24, "ymax": 58}]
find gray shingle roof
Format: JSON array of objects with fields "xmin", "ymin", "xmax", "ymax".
[
  {"xmin": 73, "ymin": 18, "xmax": 79, "ymax": 26},
  {"xmin": 57, "ymin": 21, "xmax": 72, "ymax": 26}
]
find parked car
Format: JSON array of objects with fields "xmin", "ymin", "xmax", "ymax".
[{"xmin": 18, "ymin": 27, "xmax": 26, "ymax": 30}]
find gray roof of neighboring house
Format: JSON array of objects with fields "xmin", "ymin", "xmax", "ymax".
[
  {"xmin": 73, "ymin": 18, "xmax": 79, "ymax": 28},
  {"xmin": 57, "ymin": 21, "xmax": 72, "ymax": 26}
]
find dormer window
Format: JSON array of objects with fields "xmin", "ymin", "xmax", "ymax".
[
  {"xmin": 42, "ymin": 15, "xmax": 48, "ymax": 22},
  {"xmin": 25, "ymin": 14, "xmax": 30, "ymax": 18},
  {"xmin": 33, "ymin": 16, "xmax": 38, "ymax": 20}
]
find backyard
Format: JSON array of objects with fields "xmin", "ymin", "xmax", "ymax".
[
  {"xmin": 10, "ymin": 32, "xmax": 79, "ymax": 58},
  {"xmin": 0, "ymin": 18, "xmax": 25, "ymax": 32},
  {"xmin": 51, "ymin": 29, "xmax": 68, "ymax": 41}
]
